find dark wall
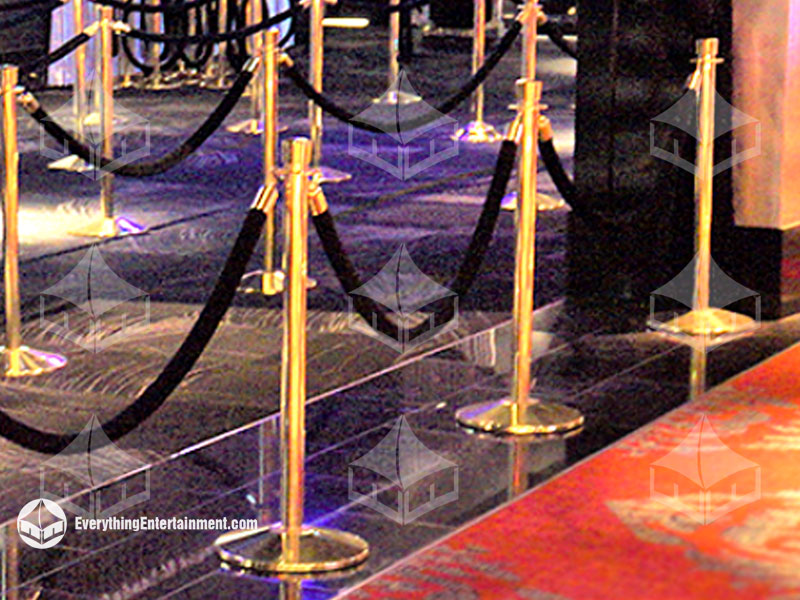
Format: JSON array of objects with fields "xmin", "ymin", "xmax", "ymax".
[
  {"xmin": 569, "ymin": 0, "xmax": 733, "ymax": 308},
  {"xmin": 0, "ymin": 2, "xmax": 52, "ymax": 89}
]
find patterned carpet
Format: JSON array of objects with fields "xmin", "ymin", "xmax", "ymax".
[{"xmin": 340, "ymin": 342, "xmax": 800, "ymax": 600}]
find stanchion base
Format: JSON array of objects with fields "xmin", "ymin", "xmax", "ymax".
[
  {"xmin": 648, "ymin": 307, "xmax": 757, "ymax": 337},
  {"xmin": 200, "ymin": 77, "xmax": 234, "ymax": 91},
  {"xmin": 83, "ymin": 112, "xmax": 127, "ymax": 128},
  {"xmin": 500, "ymin": 191, "xmax": 568, "ymax": 212},
  {"xmin": 317, "ymin": 166, "xmax": 352, "ymax": 184},
  {"xmin": 48, "ymin": 154, "xmax": 94, "ymax": 172},
  {"xmin": 215, "ymin": 525, "xmax": 370, "ymax": 574},
  {"xmin": 68, "ymin": 217, "xmax": 147, "ymax": 239},
  {"xmin": 139, "ymin": 76, "xmax": 183, "ymax": 91},
  {"xmin": 456, "ymin": 397, "xmax": 584, "ymax": 436},
  {"xmin": 452, "ymin": 121, "xmax": 503, "ymax": 144},
  {"xmin": 226, "ymin": 119, "xmax": 290, "ymax": 135},
  {"xmin": 1, "ymin": 346, "xmax": 67, "ymax": 378},
  {"xmin": 371, "ymin": 90, "xmax": 422, "ymax": 105},
  {"xmin": 238, "ymin": 270, "xmax": 318, "ymax": 296}
]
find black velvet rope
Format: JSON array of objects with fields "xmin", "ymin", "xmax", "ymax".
[
  {"xmin": 312, "ymin": 140, "xmax": 517, "ymax": 340},
  {"xmin": 26, "ymin": 66, "xmax": 254, "ymax": 177},
  {"xmin": 19, "ymin": 33, "xmax": 93, "ymax": 75},
  {"xmin": 538, "ymin": 137, "xmax": 576, "ymax": 206},
  {"xmin": 540, "ymin": 21, "xmax": 577, "ymax": 59},
  {"xmin": 88, "ymin": 0, "xmax": 214, "ymax": 13},
  {"xmin": 123, "ymin": 7, "xmax": 291, "ymax": 44},
  {"xmin": 284, "ymin": 20, "xmax": 522, "ymax": 134},
  {"xmin": 0, "ymin": 207, "xmax": 266, "ymax": 455}
]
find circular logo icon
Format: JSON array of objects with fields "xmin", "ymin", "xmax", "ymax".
[{"xmin": 17, "ymin": 499, "xmax": 67, "ymax": 549}]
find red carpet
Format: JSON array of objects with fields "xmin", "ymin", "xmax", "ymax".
[{"xmin": 341, "ymin": 343, "xmax": 800, "ymax": 599}]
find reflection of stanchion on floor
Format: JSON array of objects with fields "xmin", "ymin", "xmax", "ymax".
[
  {"xmin": 456, "ymin": 80, "xmax": 583, "ymax": 435},
  {"xmin": 372, "ymin": 0, "xmax": 420, "ymax": 105},
  {"xmin": 307, "ymin": 0, "xmax": 351, "ymax": 183},
  {"xmin": 452, "ymin": 0, "xmax": 502, "ymax": 143},
  {"xmin": 69, "ymin": 8, "xmax": 145, "ymax": 239},
  {"xmin": 215, "ymin": 138, "xmax": 369, "ymax": 572},
  {"xmin": 239, "ymin": 30, "xmax": 316, "ymax": 296},
  {"xmin": 648, "ymin": 39, "xmax": 755, "ymax": 338},
  {"xmin": 49, "ymin": 0, "xmax": 95, "ymax": 172},
  {"xmin": 0, "ymin": 66, "xmax": 68, "ymax": 378}
]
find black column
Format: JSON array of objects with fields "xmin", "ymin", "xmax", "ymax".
[{"xmin": 569, "ymin": 0, "xmax": 733, "ymax": 312}]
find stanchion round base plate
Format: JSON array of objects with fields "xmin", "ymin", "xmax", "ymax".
[
  {"xmin": 68, "ymin": 217, "xmax": 147, "ymax": 239},
  {"xmin": 226, "ymin": 119, "xmax": 290, "ymax": 135},
  {"xmin": 500, "ymin": 192, "xmax": 568, "ymax": 212},
  {"xmin": 215, "ymin": 525, "xmax": 369, "ymax": 574},
  {"xmin": 456, "ymin": 397, "xmax": 584, "ymax": 436},
  {"xmin": 138, "ymin": 76, "xmax": 184, "ymax": 91},
  {"xmin": 83, "ymin": 112, "xmax": 127, "ymax": 128},
  {"xmin": 452, "ymin": 121, "xmax": 503, "ymax": 144},
  {"xmin": 1, "ymin": 346, "xmax": 67, "ymax": 378},
  {"xmin": 48, "ymin": 154, "xmax": 94, "ymax": 172},
  {"xmin": 648, "ymin": 307, "xmax": 757, "ymax": 337},
  {"xmin": 238, "ymin": 270, "xmax": 318, "ymax": 296},
  {"xmin": 371, "ymin": 90, "xmax": 422, "ymax": 105},
  {"xmin": 317, "ymin": 166, "xmax": 352, "ymax": 184}
]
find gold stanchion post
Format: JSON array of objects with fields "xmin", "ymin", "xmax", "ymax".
[
  {"xmin": 0, "ymin": 65, "xmax": 67, "ymax": 377},
  {"xmin": 69, "ymin": 8, "xmax": 145, "ymax": 238},
  {"xmin": 227, "ymin": 0, "xmax": 265, "ymax": 133},
  {"xmin": 455, "ymin": 79, "xmax": 583, "ymax": 435},
  {"xmin": 49, "ymin": 0, "xmax": 94, "ymax": 171},
  {"xmin": 308, "ymin": 0, "xmax": 351, "ymax": 183},
  {"xmin": 215, "ymin": 138, "xmax": 369, "ymax": 572},
  {"xmin": 453, "ymin": 0, "xmax": 502, "ymax": 143},
  {"xmin": 237, "ymin": 32, "xmax": 317, "ymax": 296},
  {"xmin": 648, "ymin": 39, "xmax": 755, "ymax": 338},
  {"xmin": 501, "ymin": 2, "xmax": 566, "ymax": 212},
  {"xmin": 371, "ymin": 0, "xmax": 420, "ymax": 105},
  {"xmin": 202, "ymin": 0, "xmax": 232, "ymax": 89}
]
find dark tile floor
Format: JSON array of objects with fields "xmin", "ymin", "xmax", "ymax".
[{"xmin": 4, "ymin": 300, "xmax": 800, "ymax": 599}]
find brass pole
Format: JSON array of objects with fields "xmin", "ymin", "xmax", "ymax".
[
  {"xmin": 389, "ymin": 0, "xmax": 400, "ymax": 87},
  {"xmin": 216, "ymin": 0, "xmax": 229, "ymax": 88},
  {"xmin": 281, "ymin": 138, "xmax": 311, "ymax": 562},
  {"xmin": 308, "ymin": 0, "xmax": 351, "ymax": 182},
  {"xmin": 648, "ymin": 38, "xmax": 755, "ymax": 338},
  {"xmin": 452, "ymin": 0, "xmax": 500, "ymax": 142},
  {"xmin": 100, "ymin": 6, "xmax": 115, "ymax": 226},
  {"xmin": 472, "ymin": 0, "xmax": 486, "ymax": 120},
  {"xmin": 2, "ymin": 67, "xmax": 22, "ymax": 369},
  {"xmin": 262, "ymin": 29, "xmax": 281, "ymax": 292},
  {"xmin": 74, "ymin": 0, "xmax": 87, "ymax": 139},
  {"xmin": 226, "ymin": 0, "xmax": 263, "ymax": 132},
  {"xmin": 694, "ymin": 38, "xmax": 717, "ymax": 318},
  {"xmin": 309, "ymin": 0, "xmax": 324, "ymax": 168},
  {"xmin": 1, "ymin": 65, "xmax": 67, "ymax": 377},
  {"xmin": 148, "ymin": 0, "xmax": 164, "ymax": 89}
]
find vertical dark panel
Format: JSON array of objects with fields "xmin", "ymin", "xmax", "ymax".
[{"xmin": 569, "ymin": 0, "xmax": 732, "ymax": 309}]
